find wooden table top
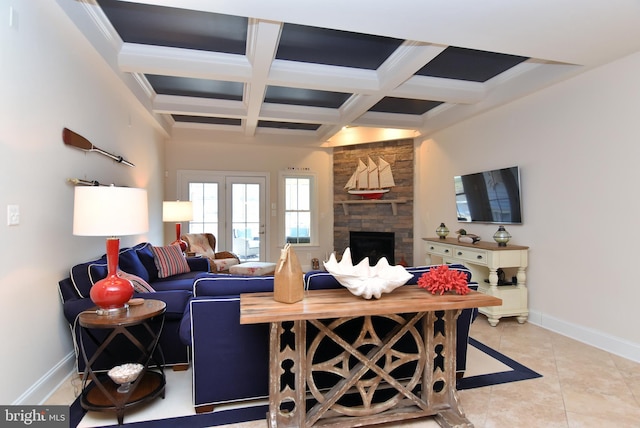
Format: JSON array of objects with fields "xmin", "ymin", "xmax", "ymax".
[
  {"xmin": 78, "ymin": 299, "xmax": 166, "ymax": 329},
  {"xmin": 423, "ymin": 237, "xmax": 529, "ymax": 251},
  {"xmin": 240, "ymin": 285, "xmax": 501, "ymax": 324}
]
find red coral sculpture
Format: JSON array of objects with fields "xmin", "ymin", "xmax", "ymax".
[{"xmin": 417, "ymin": 265, "xmax": 470, "ymax": 295}]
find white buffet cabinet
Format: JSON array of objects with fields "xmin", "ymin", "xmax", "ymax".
[{"xmin": 423, "ymin": 237, "xmax": 529, "ymax": 326}]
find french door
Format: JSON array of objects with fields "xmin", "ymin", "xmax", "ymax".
[{"xmin": 177, "ymin": 170, "xmax": 268, "ymax": 261}]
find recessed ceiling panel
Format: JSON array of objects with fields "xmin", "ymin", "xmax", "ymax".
[
  {"xmin": 173, "ymin": 115, "xmax": 241, "ymax": 126},
  {"xmin": 369, "ymin": 97, "xmax": 444, "ymax": 115},
  {"xmin": 264, "ymin": 86, "xmax": 351, "ymax": 108},
  {"xmin": 147, "ymin": 75, "xmax": 243, "ymax": 100},
  {"xmin": 258, "ymin": 121, "xmax": 321, "ymax": 131},
  {"xmin": 97, "ymin": 0, "xmax": 247, "ymax": 54},
  {"xmin": 276, "ymin": 24, "xmax": 403, "ymax": 69},
  {"xmin": 416, "ymin": 46, "xmax": 528, "ymax": 82}
]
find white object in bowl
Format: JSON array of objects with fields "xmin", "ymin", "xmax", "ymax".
[
  {"xmin": 108, "ymin": 363, "xmax": 144, "ymax": 393},
  {"xmin": 323, "ymin": 248, "xmax": 412, "ymax": 299}
]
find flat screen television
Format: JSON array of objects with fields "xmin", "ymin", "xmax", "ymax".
[{"xmin": 454, "ymin": 166, "xmax": 522, "ymax": 224}]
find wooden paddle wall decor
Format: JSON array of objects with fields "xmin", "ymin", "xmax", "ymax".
[
  {"xmin": 62, "ymin": 128, "xmax": 135, "ymax": 167},
  {"xmin": 67, "ymin": 178, "xmax": 112, "ymax": 187}
]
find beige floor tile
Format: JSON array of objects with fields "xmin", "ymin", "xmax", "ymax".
[
  {"xmin": 566, "ymin": 410, "xmax": 638, "ymax": 428},
  {"xmin": 489, "ymin": 375, "xmax": 565, "ymax": 411},
  {"xmin": 483, "ymin": 401, "xmax": 569, "ymax": 428},
  {"xmin": 562, "ymin": 386, "xmax": 640, "ymax": 426}
]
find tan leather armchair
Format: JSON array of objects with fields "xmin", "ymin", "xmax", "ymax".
[{"xmin": 181, "ymin": 233, "xmax": 240, "ymax": 273}]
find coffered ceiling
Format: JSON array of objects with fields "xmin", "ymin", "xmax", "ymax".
[{"xmin": 59, "ymin": 0, "xmax": 640, "ymax": 147}]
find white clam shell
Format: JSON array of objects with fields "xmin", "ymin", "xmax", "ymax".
[{"xmin": 323, "ymin": 248, "xmax": 412, "ymax": 299}]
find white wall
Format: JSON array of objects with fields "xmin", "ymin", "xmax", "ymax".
[
  {"xmin": 415, "ymin": 50, "xmax": 640, "ymax": 361},
  {"xmin": 165, "ymin": 127, "xmax": 335, "ymax": 267},
  {"xmin": 0, "ymin": 2, "xmax": 165, "ymax": 404}
]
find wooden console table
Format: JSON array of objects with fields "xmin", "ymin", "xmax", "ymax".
[
  {"xmin": 240, "ymin": 286, "xmax": 500, "ymax": 428},
  {"xmin": 423, "ymin": 237, "xmax": 529, "ymax": 326}
]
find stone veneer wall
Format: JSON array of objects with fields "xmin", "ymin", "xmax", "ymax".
[{"xmin": 333, "ymin": 139, "xmax": 414, "ymax": 266}]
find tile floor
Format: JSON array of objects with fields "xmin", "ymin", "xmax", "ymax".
[{"xmin": 46, "ymin": 315, "xmax": 640, "ymax": 427}]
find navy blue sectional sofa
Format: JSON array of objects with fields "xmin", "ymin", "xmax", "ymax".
[
  {"xmin": 58, "ymin": 242, "xmax": 210, "ymax": 373},
  {"xmin": 180, "ymin": 264, "xmax": 478, "ymax": 413}
]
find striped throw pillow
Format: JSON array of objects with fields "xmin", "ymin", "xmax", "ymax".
[
  {"xmin": 150, "ymin": 244, "xmax": 191, "ymax": 278},
  {"xmin": 117, "ymin": 269, "xmax": 156, "ymax": 293}
]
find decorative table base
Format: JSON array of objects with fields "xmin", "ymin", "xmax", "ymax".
[{"xmin": 240, "ymin": 286, "xmax": 501, "ymax": 428}]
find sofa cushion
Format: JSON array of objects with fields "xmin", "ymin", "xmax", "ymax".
[
  {"xmin": 193, "ymin": 274, "xmax": 275, "ymax": 297},
  {"xmin": 118, "ymin": 269, "xmax": 155, "ymax": 293},
  {"xmin": 135, "ymin": 243, "xmax": 160, "ymax": 282},
  {"xmin": 70, "ymin": 259, "xmax": 106, "ymax": 298},
  {"xmin": 151, "ymin": 245, "xmax": 191, "ymax": 278},
  {"xmin": 118, "ymin": 243, "xmax": 151, "ymax": 282},
  {"xmin": 147, "ymin": 290, "xmax": 192, "ymax": 319},
  {"xmin": 152, "ymin": 271, "xmax": 203, "ymax": 292}
]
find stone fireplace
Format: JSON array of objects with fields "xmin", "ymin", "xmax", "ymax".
[{"xmin": 333, "ymin": 139, "xmax": 414, "ymax": 266}]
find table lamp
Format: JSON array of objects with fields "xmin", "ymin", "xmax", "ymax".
[
  {"xmin": 73, "ymin": 186, "xmax": 149, "ymax": 315},
  {"xmin": 162, "ymin": 201, "xmax": 193, "ymax": 252}
]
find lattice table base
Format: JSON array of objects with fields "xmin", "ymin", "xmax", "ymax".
[{"xmin": 267, "ymin": 310, "xmax": 472, "ymax": 428}]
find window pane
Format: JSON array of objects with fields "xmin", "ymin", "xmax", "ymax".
[
  {"xmin": 232, "ymin": 183, "xmax": 260, "ymax": 260},
  {"xmin": 189, "ymin": 182, "xmax": 219, "ymax": 237},
  {"xmin": 284, "ymin": 176, "xmax": 312, "ymax": 244},
  {"xmin": 297, "ymin": 179, "xmax": 310, "ymax": 211}
]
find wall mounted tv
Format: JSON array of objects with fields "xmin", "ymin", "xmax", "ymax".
[{"xmin": 454, "ymin": 166, "xmax": 523, "ymax": 224}]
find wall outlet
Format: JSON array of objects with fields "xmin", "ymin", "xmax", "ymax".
[{"xmin": 7, "ymin": 205, "xmax": 19, "ymax": 226}]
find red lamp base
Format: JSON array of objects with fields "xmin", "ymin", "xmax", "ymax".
[
  {"xmin": 170, "ymin": 239, "xmax": 188, "ymax": 252},
  {"xmin": 90, "ymin": 238, "xmax": 134, "ymax": 315},
  {"xmin": 172, "ymin": 222, "xmax": 187, "ymax": 252}
]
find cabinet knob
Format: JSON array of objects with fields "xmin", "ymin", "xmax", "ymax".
[
  {"xmin": 457, "ymin": 251, "xmax": 462, "ymax": 256},
  {"xmin": 430, "ymin": 246, "xmax": 434, "ymax": 250},
  {"xmin": 477, "ymin": 255, "xmax": 483, "ymax": 259},
  {"xmin": 444, "ymin": 249, "xmax": 449, "ymax": 253}
]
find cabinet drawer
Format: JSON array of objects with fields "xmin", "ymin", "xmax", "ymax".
[
  {"xmin": 425, "ymin": 243, "xmax": 454, "ymax": 257},
  {"xmin": 452, "ymin": 247, "xmax": 488, "ymax": 266}
]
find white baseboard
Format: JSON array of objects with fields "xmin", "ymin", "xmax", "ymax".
[
  {"xmin": 13, "ymin": 352, "xmax": 76, "ymax": 405},
  {"xmin": 528, "ymin": 309, "xmax": 640, "ymax": 363}
]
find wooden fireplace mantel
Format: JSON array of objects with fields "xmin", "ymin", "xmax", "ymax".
[{"xmin": 335, "ymin": 198, "xmax": 410, "ymax": 215}]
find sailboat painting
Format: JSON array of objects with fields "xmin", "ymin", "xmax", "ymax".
[{"xmin": 344, "ymin": 157, "xmax": 395, "ymax": 199}]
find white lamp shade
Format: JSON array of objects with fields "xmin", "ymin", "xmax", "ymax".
[
  {"xmin": 163, "ymin": 201, "xmax": 193, "ymax": 222},
  {"xmin": 73, "ymin": 186, "xmax": 149, "ymax": 236}
]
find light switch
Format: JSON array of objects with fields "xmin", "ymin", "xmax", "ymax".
[{"xmin": 7, "ymin": 205, "xmax": 19, "ymax": 226}]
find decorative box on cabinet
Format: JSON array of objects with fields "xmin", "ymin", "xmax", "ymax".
[{"xmin": 423, "ymin": 237, "xmax": 529, "ymax": 327}]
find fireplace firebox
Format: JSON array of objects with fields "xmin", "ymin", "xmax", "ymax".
[{"xmin": 349, "ymin": 231, "xmax": 395, "ymax": 266}]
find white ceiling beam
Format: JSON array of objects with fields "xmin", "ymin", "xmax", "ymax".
[
  {"xmin": 376, "ymin": 41, "xmax": 446, "ymax": 91},
  {"xmin": 243, "ymin": 19, "xmax": 283, "ymax": 136},
  {"xmin": 259, "ymin": 103, "xmax": 340, "ymax": 124},
  {"xmin": 352, "ymin": 112, "xmax": 425, "ymax": 129},
  {"xmin": 119, "ymin": 43, "xmax": 252, "ymax": 81},
  {"xmin": 153, "ymin": 95, "xmax": 247, "ymax": 118},
  {"xmin": 393, "ymin": 76, "xmax": 485, "ymax": 104},
  {"xmin": 268, "ymin": 60, "xmax": 380, "ymax": 94}
]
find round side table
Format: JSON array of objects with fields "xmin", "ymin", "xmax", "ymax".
[{"xmin": 78, "ymin": 299, "xmax": 166, "ymax": 425}]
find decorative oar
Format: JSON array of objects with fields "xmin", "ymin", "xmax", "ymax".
[
  {"xmin": 62, "ymin": 128, "xmax": 135, "ymax": 167},
  {"xmin": 67, "ymin": 178, "xmax": 111, "ymax": 186}
]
